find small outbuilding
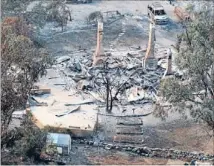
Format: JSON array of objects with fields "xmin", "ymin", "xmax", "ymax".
[{"xmin": 46, "ymin": 133, "xmax": 71, "ymax": 155}]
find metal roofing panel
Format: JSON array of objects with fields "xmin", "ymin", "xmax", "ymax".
[
  {"xmin": 47, "ymin": 133, "xmax": 71, "ymax": 146},
  {"xmin": 57, "ymin": 133, "xmax": 71, "ymax": 146}
]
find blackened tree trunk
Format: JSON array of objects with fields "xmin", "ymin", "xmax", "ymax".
[
  {"xmin": 109, "ymin": 89, "xmax": 113, "ymax": 112},
  {"xmin": 106, "ymin": 78, "xmax": 109, "ymax": 112}
]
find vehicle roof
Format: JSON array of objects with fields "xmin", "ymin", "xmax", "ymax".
[{"xmin": 150, "ymin": 2, "xmax": 164, "ymax": 9}]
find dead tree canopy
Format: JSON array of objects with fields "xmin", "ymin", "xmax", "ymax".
[
  {"xmin": 93, "ymin": 58, "xmax": 139, "ymax": 113},
  {"xmin": 87, "ymin": 11, "xmax": 104, "ymax": 24},
  {"xmin": 45, "ymin": 0, "xmax": 72, "ymax": 31}
]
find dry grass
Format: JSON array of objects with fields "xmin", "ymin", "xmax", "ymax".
[{"xmin": 165, "ymin": 124, "xmax": 213, "ymax": 153}]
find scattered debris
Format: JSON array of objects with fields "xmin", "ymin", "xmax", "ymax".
[
  {"xmin": 51, "ymin": 100, "xmax": 57, "ymax": 106},
  {"xmin": 88, "ymin": 91, "xmax": 105, "ymax": 103},
  {"xmin": 55, "ymin": 106, "xmax": 81, "ymax": 117},
  {"xmin": 98, "ymin": 112, "xmax": 152, "ymax": 118},
  {"xmin": 64, "ymin": 100, "xmax": 94, "ymax": 106},
  {"xmin": 56, "ymin": 56, "xmax": 71, "ymax": 64},
  {"xmin": 68, "ymin": 62, "xmax": 82, "ymax": 73},
  {"xmin": 104, "ymin": 144, "xmax": 113, "ymax": 150},
  {"xmin": 54, "ymin": 83, "xmax": 67, "ymax": 86},
  {"xmin": 28, "ymin": 96, "xmax": 48, "ymax": 106},
  {"xmin": 126, "ymin": 87, "xmax": 150, "ymax": 102},
  {"xmin": 48, "ymin": 77, "xmax": 59, "ymax": 79},
  {"xmin": 31, "ymin": 88, "xmax": 51, "ymax": 95},
  {"xmin": 77, "ymin": 80, "xmax": 92, "ymax": 90}
]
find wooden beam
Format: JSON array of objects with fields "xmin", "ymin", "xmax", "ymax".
[
  {"xmin": 30, "ymin": 88, "xmax": 51, "ymax": 95},
  {"xmin": 98, "ymin": 112, "xmax": 152, "ymax": 117}
]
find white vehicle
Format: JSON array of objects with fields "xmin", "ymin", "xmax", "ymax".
[{"xmin": 147, "ymin": 2, "xmax": 168, "ymax": 24}]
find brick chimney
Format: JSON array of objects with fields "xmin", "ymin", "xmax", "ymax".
[
  {"xmin": 93, "ymin": 21, "xmax": 105, "ymax": 66},
  {"xmin": 143, "ymin": 23, "xmax": 157, "ymax": 70}
]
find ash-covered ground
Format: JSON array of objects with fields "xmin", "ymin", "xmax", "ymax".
[{"xmin": 23, "ymin": 1, "xmax": 213, "ymax": 164}]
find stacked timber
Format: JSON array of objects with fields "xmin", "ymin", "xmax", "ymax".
[{"xmin": 113, "ymin": 117, "xmax": 144, "ymax": 144}]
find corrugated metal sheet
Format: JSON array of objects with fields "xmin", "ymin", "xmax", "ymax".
[{"xmin": 47, "ymin": 133, "xmax": 71, "ymax": 147}]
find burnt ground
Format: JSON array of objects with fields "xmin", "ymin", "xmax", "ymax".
[
  {"xmin": 65, "ymin": 145, "xmax": 178, "ymax": 165},
  {"xmin": 24, "ymin": 1, "xmax": 213, "ymax": 164},
  {"xmin": 95, "ymin": 117, "xmax": 213, "ymax": 152},
  {"xmin": 65, "ymin": 118, "xmax": 213, "ymax": 165},
  {"xmin": 143, "ymin": 119, "xmax": 213, "ymax": 151}
]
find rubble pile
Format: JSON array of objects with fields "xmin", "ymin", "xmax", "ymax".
[
  {"xmin": 52, "ymin": 50, "xmax": 166, "ymax": 108},
  {"xmin": 43, "ymin": 40, "xmax": 172, "ymax": 143}
]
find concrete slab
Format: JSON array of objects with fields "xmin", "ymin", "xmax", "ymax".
[{"xmin": 29, "ymin": 85, "xmax": 98, "ymax": 137}]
